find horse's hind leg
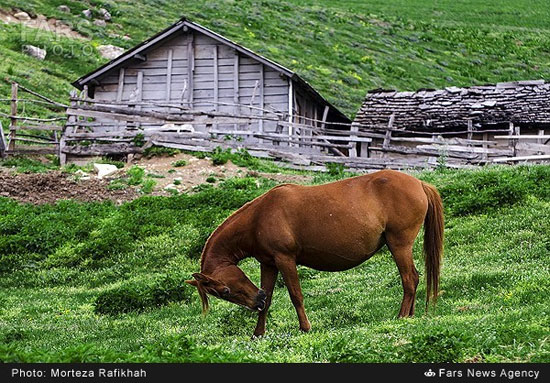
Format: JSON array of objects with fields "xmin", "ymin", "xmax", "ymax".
[{"xmin": 385, "ymin": 231, "xmax": 420, "ymax": 317}]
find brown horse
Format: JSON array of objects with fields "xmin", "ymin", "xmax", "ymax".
[{"xmin": 185, "ymin": 169, "xmax": 444, "ymax": 337}]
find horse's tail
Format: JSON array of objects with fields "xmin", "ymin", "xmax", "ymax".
[{"xmin": 421, "ymin": 181, "xmax": 444, "ymax": 309}]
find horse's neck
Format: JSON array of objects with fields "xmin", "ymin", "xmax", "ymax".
[{"xmin": 200, "ymin": 224, "xmax": 249, "ymax": 274}]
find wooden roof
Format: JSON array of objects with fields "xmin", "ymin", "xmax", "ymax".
[
  {"xmin": 72, "ymin": 17, "xmax": 350, "ymax": 123},
  {"xmin": 354, "ymin": 80, "xmax": 550, "ymax": 131}
]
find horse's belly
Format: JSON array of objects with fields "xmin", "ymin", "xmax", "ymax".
[{"xmin": 297, "ymin": 239, "xmax": 384, "ymax": 271}]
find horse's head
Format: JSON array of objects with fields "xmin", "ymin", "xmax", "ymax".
[{"xmin": 185, "ymin": 265, "xmax": 266, "ymax": 313}]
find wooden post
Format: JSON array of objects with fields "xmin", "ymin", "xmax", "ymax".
[
  {"xmin": 166, "ymin": 49, "xmax": 173, "ymax": 102},
  {"xmin": 60, "ymin": 90, "xmax": 79, "ymax": 165},
  {"xmin": 288, "ymin": 79, "xmax": 293, "ymax": 140},
  {"xmin": 212, "ymin": 46, "xmax": 218, "ymax": 133},
  {"xmin": 135, "ymin": 71, "xmax": 144, "ymax": 128},
  {"xmin": 116, "ymin": 68, "xmax": 125, "ymax": 102},
  {"xmin": 0, "ymin": 121, "xmax": 6, "ymax": 158},
  {"xmin": 233, "ymin": 53, "xmax": 239, "ymax": 131},
  {"xmin": 187, "ymin": 32, "xmax": 194, "ymax": 108},
  {"xmin": 349, "ymin": 122, "xmax": 359, "ymax": 157},
  {"xmin": 8, "ymin": 82, "xmax": 18, "ymax": 151},
  {"xmin": 259, "ymin": 64, "xmax": 264, "ymax": 135},
  {"xmin": 467, "ymin": 120, "xmax": 473, "ymax": 144},
  {"xmin": 482, "ymin": 132, "xmax": 488, "ymax": 161}
]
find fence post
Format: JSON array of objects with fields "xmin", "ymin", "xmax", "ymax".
[
  {"xmin": 8, "ymin": 82, "xmax": 18, "ymax": 151},
  {"xmin": 0, "ymin": 121, "xmax": 6, "ymax": 158},
  {"xmin": 59, "ymin": 90, "xmax": 78, "ymax": 165}
]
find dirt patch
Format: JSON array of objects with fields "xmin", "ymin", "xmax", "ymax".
[
  {"xmin": 0, "ymin": 153, "xmax": 313, "ymax": 204},
  {"xmin": 0, "ymin": 170, "xmax": 138, "ymax": 205},
  {"xmin": 134, "ymin": 152, "xmax": 313, "ymax": 194},
  {"xmin": 0, "ymin": 9, "xmax": 88, "ymax": 40}
]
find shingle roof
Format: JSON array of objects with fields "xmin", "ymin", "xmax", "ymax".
[{"xmin": 354, "ymin": 80, "xmax": 550, "ymax": 131}]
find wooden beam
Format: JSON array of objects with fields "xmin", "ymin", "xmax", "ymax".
[
  {"xmin": 116, "ymin": 68, "xmax": 125, "ymax": 102},
  {"xmin": 493, "ymin": 154, "xmax": 550, "ymax": 163},
  {"xmin": 166, "ymin": 49, "xmax": 173, "ymax": 102},
  {"xmin": 187, "ymin": 32, "xmax": 194, "ymax": 107},
  {"xmin": 8, "ymin": 82, "xmax": 18, "ymax": 150},
  {"xmin": 213, "ymin": 46, "xmax": 219, "ymax": 109},
  {"xmin": 259, "ymin": 64, "xmax": 264, "ymax": 134},
  {"xmin": 0, "ymin": 122, "xmax": 6, "ymax": 158},
  {"xmin": 288, "ymin": 79, "xmax": 294, "ymax": 138},
  {"xmin": 233, "ymin": 53, "xmax": 239, "ymax": 130}
]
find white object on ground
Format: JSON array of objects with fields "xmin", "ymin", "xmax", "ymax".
[{"xmin": 93, "ymin": 163, "xmax": 118, "ymax": 179}]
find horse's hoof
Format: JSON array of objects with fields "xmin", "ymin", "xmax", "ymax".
[
  {"xmin": 251, "ymin": 332, "xmax": 265, "ymax": 339},
  {"xmin": 300, "ymin": 322, "xmax": 312, "ymax": 333}
]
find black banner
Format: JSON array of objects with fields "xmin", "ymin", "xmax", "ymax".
[{"xmin": 1, "ymin": 363, "xmax": 548, "ymax": 383}]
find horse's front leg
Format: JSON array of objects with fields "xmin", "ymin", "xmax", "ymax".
[
  {"xmin": 274, "ymin": 255, "xmax": 311, "ymax": 332},
  {"xmin": 253, "ymin": 263, "xmax": 278, "ymax": 337}
]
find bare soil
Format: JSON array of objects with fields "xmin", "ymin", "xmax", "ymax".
[
  {"xmin": 0, "ymin": 153, "xmax": 313, "ymax": 204},
  {"xmin": 0, "ymin": 170, "xmax": 138, "ymax": 205},
  {"xmin": 0, "ymin": 9, "xmax": 88, "ymax": 40}
]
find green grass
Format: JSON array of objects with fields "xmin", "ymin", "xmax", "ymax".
[
  {"xmin": 0, "ymin": 165, "xmax": 549, "ymax": 362},
  {"xmin": 1, "ymin": 0, "xmax": 550, "ymax": 124}
]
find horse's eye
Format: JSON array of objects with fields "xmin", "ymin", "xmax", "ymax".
[{"xmin": 222, "ymin": 287, "xmax": 230, "ymax": 297}]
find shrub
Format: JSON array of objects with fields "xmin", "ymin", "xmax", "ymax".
[
  {"xmin": 172, "ymin": 159, "xmax": 187, "ymax": 167},
  {"xmin": 402, "ymin": 330, "xmax": 467, "ymax": 362},
  {"xmin": 94, "ymin": 274, "xmax": 192, "ymax": 315},
  {"xmin": 211, "ymin": 147, "xmax": 232, "ymax": 165},
  {"xmin": 140, "ymin": 179, "xmax": 156, "ymax": 194},
  {"xmin": 126, "ymin": 166, "xmax": 145, "ymax": 186},
  {"xmin": 143, "ymin": 146, "xmax": 181, "ymax": 158},
  {"xmin": 325, "ymin": 162, "xmax": 345, "ymax": 176}
]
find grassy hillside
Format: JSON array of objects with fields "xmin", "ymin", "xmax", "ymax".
[
  {"xmin": 0, "ymin": 165, "xmax": 549, "ymax": 362},
  {"xmin": 0, "ymin": 0, "xmax": 550, "ymax": 119}
]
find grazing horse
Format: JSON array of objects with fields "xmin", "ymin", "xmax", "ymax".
[{"xmin": 185, "ymin": 169, "xmax": 444, "ymax": 337}]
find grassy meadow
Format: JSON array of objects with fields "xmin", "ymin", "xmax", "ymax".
[
  {"xmin": 1, "ymin": 0, "xmax": 550, "ymax": 118},
  {"xmin": 0, "ymin": 163, "xmax": 549, "ymax": 362}
]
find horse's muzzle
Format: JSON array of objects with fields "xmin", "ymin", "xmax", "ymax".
[{"xmin": 253, "ymin": 289, "xmax": 267, "ymax": 311}]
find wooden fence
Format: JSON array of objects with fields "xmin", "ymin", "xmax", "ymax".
[
  {"xmin": 0, "ymin": 81, "xmax": 66, "ymax": 157},
  {"xmin": 1, "ymin": 83, "xmax": 549, "ymax": 170}
]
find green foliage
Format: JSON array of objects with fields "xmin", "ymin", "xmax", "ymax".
[
  {"xmin": 172, "ymin": 159, "xmax": 187, "ymax": 167},
  {"xmin": 140, "ymin": 179, "xmax": 156, "ymax": 194},
  {"xmin": 0, "ymin": 156, "xmax": 58, "ymax": 173},
  {"xmin": 325, "ymin": 162, "xmax": 345, "ymax": 177},
  {"xmin": 211, "ymin": 147, "xmax": 232, "ymax": 166},
  {"xmin": 94, "ymin": 274, "xmax": 192, "ymax": 315},
  {"xmin": 143, "ymin": 146, "xmax": 181, "ymax": 158},
  {"xmin": 126, "ymin": 166, "xmax": 145, "ymax": 186},
  {"xmin": 132, "ymin": 133, "xmax": 145, "ymax": 148},
  {"xmin": 205, "ymin": 176, "xmax": 216, "ymax": 183},
  {"xmin": 0, "ymin": 161, "xmax": 549, "ymax": 362},
  {"xmin": 419, "ymin": 165, "xmax": 550, "ymax": 216}
]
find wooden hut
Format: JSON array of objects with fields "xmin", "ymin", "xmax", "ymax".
[
  {"xmin": 66, "ymin": 17, "xmax": 350, "ymax": 163},
  {"xmin": 353, "ymin": 80, "xmax": 550, "ymax": 166}
]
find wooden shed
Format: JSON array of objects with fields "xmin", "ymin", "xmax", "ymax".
[
  {"xmin": 66, "ymin": 17, "xmax": 350, "ymax": 162},
  {"xmin": 352, "ymin": 80, "xmax": 550, "ymax": 166}
]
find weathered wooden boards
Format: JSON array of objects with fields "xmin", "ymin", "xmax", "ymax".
[{"xmin": 2, "ymin": 81, "xmax": 64, "ymax": 156}]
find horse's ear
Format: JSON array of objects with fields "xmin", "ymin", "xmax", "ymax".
[
  {"xmin": 185, "ymin": 280, "xmax": 198, "ymax": 287},
  {"xmin": 192, "ymin": 273, "xmax": 211, "ymax": 285}
]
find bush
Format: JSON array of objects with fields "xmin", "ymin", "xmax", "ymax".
[
  {"xmin": 211, "ymin": 147, "xmax": 232, "ymax": 165},
  {"xmin": 172, "ymin": 159, "xmax": 187, "ymax": 167},
  {"xmin": 94, "ymin": 274, "xmax": 192, "ymax": 315},
  {"xmin": 126, "ymin": 166, "xmax": 145, "ymax": 186}
]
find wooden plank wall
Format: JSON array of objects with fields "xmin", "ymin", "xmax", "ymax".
[{"xmin": 92, "ymin": 31, "xmax": 290, "ymax": 137}]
